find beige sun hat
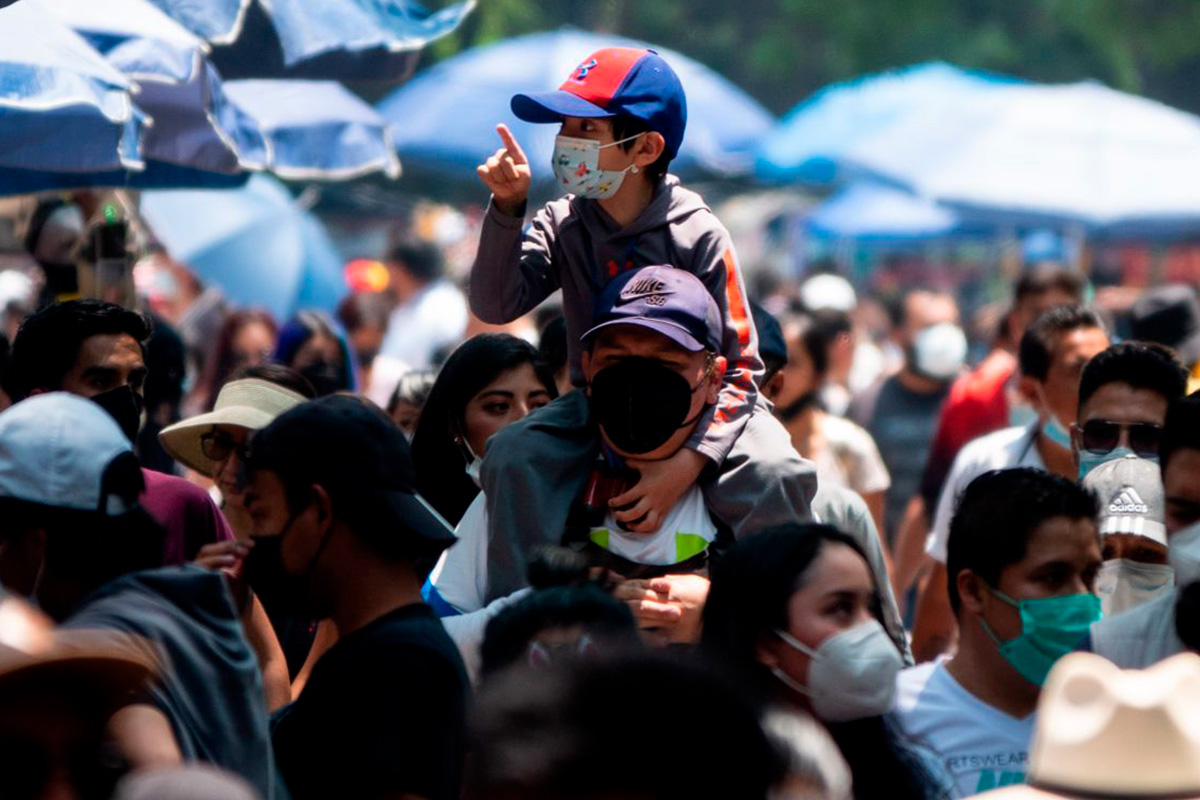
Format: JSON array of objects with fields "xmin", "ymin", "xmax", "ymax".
[
  {"xmin": 159, "ymin": 378, "xmax": 307, "ymax": 476},
  {"xmin": 987, "ymin": 652, "xmax": 1200, "ymax": 799}
]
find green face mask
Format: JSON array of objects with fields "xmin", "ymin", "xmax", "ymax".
[{"xmin": 979, "ymin": 589, "xmax": 1102, "ymax": 687}]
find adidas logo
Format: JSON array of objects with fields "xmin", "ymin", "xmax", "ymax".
[{"xmin": 1109, "ymin": 486, "xmax": 1148, "ymax": 514}]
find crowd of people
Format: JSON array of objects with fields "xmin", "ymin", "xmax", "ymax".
[{"xmin": 3, "ymin": 44, "xmax": 1200, "ymax": 800}]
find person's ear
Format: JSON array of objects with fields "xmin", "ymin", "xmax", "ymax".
[
  {"xmin": 310, "ymin": 484, "xmax": 334, "ymax": 532},
  {"xmin": 763, "ymin": 371, "xmax": 785, "ymax": 403},
  {"xmin": 957, "ymin": 569, "xmax": 989, "ymax": 615},
  {"xmin": 705, "ymin": 356, "xmax": 726, "ymax": 404},
  {"xmin": 1017, "ymin": 375, "xmax": 1040, "ymax": 407},
  {"xmin": 633, "ymin": 132, "xmax": 666, "ymax": 169},
  {"xmin": 755, "ymin": 632, "xmax": 783, "ymax": 669}
]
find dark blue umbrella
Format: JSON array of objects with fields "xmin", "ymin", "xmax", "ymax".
[
  {"xmin": 378, "ymin": 28, "xmax": 775, "ymax": 194},
  {"xmin": 756, "ymin": 62, "xmax": 1019, "ymax": 186},
  {"xmin": 14, "ymin": 0, "xmax": 264, "ymax": 193},
  {"xmin": 146, "ymin": 0, "xmax": 473, "ymax": 80},
  {"xmin": 223, "ymin": 80, "xmax": 400, "ymax": 180},
  {"xmin": 0, "ymin": 0, "xmax": 146, "ymax": 177}
]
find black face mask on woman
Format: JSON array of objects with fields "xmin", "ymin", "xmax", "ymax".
[{"xmin": 588, "ymin": 357, "xmax": 710, "ymax": 455}]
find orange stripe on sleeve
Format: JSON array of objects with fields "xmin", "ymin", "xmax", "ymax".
[{"xmin": 722, "ymin": 249, "xmax": 751, "ymax": 347}]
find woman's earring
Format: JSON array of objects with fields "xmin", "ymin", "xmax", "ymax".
[{"xmin": 630, "ymin": 164, "xmax": 641, "ymax": 174}]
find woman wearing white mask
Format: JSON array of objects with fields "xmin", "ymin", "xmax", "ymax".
[
  {"xmin": 411, "ymin": 334, "xmax": 557, "ymax": 526},
  {"xmin": 701, "ymin": 524, "xmax": 954, "ymax": 800}
]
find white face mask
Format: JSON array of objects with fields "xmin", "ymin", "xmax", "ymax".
[
  {"xmin": 1169, "ymin": 521, "xmax": 1200, "ymax": 587},
  {"xmin": 911, "ymin": 322, "xmax": 967, "ymax": 382},
  {"xmin": 1095, "ymin": 558, "xmax": 1174, "ymax": 617},
  {"xmin": 771, "ymin": 619, "xmax": 902, "ymax": 722},
  {"xmin": 459, "ymin": 439, "xmax": 482, "ymax": 488},
  {"xmin": 551, "ymin": 134, "xmax": 642, "ymax": 199}
]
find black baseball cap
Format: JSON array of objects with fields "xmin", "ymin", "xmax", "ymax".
[{"xmin": 248, "ymin": 395, "xmax": 455, "ymax": 552}]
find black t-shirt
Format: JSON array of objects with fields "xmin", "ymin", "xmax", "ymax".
[
  {"xmin": 272, "ymin": 603, "xmax": 468, "ymax": 800},
  {"xmin": 851, "ymin": 375, "xmax": 949, "ymax": 541}
]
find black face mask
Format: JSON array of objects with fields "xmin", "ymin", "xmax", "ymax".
[
  {"xmin": 299, "ymin": 361, "xmax": 343, "ymax": 397},
  {"xmin": 242, "ymin": 509, "xmax": 330, "ymax": 618},
  {"xmin": 91, "ymin": 385, "xmax": 144, "ymax": 443},
  {"xmin": 589, "ymin": 358, "xmax": 708, "ymax": 455}
]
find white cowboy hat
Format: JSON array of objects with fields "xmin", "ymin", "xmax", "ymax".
[
  {"xmin": 158, "ymin": 378, "xmax": 306, "ymax": 476},
  {"xmin": 988, "ymin": 651, "xmax": 1200, "ymax": 799}
]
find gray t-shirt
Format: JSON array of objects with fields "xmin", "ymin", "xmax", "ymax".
[{"xmin": 851, "ymin": 375, "xmax": 949, "ymax": 542}]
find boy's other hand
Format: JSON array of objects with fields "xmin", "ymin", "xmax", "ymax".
[
  {"xmin": 611, "ymin": 448, "xmax": 708, "ymax": 533},
  {"xmin": 478, "ymin": 124, "xmax": 532, "ymax": 215}
]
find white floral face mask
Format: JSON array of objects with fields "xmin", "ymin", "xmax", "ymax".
[{"xmin": 551, "ymin": 133, "xmax": 642, "ymax": 199}]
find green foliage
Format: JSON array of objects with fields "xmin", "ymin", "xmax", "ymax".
[{"xmin": 421, "ymin": 0, "xmax": 1200, "ymax": 117}]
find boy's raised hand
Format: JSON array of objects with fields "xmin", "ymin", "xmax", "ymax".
[{"xmin": 478, "ymin": 124, "xmax": 532, "ymax": 215}]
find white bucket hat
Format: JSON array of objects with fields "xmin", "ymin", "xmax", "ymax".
[
  {"xmin": 987, "ymin": 651, "xmax": 1200, "ymax": 799},
  {"xmin": 158, "ymin": 379, "xmax": 307, "ymax": 476}
]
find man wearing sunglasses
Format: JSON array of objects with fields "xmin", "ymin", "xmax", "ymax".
[
  {"xmin": 1088, "ymin": 393, "xmax": 1199, "ymax": 669},
  {"xmin": 914, "ymin": 306, "xmax": 1109, "ymax": 660},
  {"xmin": 1073, "ymin": 342, "xmax": 1188, "ymax": 481}
]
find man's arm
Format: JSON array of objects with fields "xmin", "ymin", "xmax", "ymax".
[{"xmin": 469, "ymin": 125, "xmax": 561, "ymax": 324}]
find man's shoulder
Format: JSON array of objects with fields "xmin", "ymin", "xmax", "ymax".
[
  {"xmin": 140, "ymin": 469, "xmax": 213, "ymax": 507},
  {"xmin": 67, "ymin": 565, "xmax": 238, "ymax": 629},
  {"xmin": 1091, "ymin": 590, "xmax": 1179, "ymax": 656},
  {"xmin": 953, "ymin": 426, "xmax": 1032, "ymax": 472}
]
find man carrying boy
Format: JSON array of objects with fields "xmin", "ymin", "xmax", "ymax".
[{"xmin": 472, "ymin": 47, "xmax": 816, "ymax": 601}]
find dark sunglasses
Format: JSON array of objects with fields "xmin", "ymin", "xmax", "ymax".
[
  {"xmin": 1079, "ymin": 420, "xmax": 1162, "ymax": 458},
  {"xmin": 200, "ymin": 430, "xmax": 250, "ymax": 462}
]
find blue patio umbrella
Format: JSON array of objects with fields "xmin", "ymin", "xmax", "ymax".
[
  {"xmin": 223, "ymin": 80, "xmax": 400, "ymax": 180},
  {"xmin": 39, "ymin": 0, "xmax": 267, "ymax": 190},
  {"xmin": 377, "ymin": 28, "xmax": 775, "ymax": 194},
  {"xmin": 0, "ymin": 0, "xmax": 145, "ymax": 177},
  {"xmin": 142, "ymin": 0, "xmax": 248, "ymax": 45},
  {"xmin": 806, "ymin": 182, "xmax": 969, "ymax": 242},
  {"xmin": 756, "ymin": 62, "xmax": 1019, "ymax": 185},
  {"xmin": 840, "ymin": 80, "xmax": 1200, "ymax": 232},
  {"xmin": 146, "ymin": 0, "xmax": 473, "ymax": 80},
  {"xmin": 140, "ymin": 175, "xmax": 347, "ymax": 320}
]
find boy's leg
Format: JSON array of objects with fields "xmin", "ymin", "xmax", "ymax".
[
  {"xmin": 480, "ymin": 390, "xmax": 599, "ymax": 603},
  {"xmin": 702, "ymin": 405, "xmax": 818, "ymax": 534}
]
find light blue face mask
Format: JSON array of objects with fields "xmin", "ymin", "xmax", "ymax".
[{"xmin": 1041, "ymin": 413, "xmax": 1074, "ymax": 451}]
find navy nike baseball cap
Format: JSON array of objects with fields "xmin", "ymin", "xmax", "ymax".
[{"xmin": 583, "ymin": 266, "xmax": 722, "ymax": 353}]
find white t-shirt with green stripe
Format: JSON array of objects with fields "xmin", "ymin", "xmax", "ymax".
[{"xmin": 429, "ymin": 485, "xmax": 719, "ymax": 615}]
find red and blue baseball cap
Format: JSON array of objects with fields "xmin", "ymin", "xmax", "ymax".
[
  {"xmin": 583, "ymin": 266, "xmax": 722, "ymax": 353},
  {"xmin": 511, "ymin": 47, "xmax": 687, "ymax": 159}
]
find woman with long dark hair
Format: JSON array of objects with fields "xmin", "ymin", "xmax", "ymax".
[
  {"xmin": 701, "ymin": 524, "xmax": 953, "ymax": 800},
  {"xmin": 185, "ymin": 309, "xmax": 277, "ymax": 415},
  {"xmin": 412, "ymin": 334, "xmax": 557, "ymax": 527}
]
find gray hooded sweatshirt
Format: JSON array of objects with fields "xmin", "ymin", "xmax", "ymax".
[{"xmin": 470, "ymin": 175, "xmax": 761, "ymax": 465}]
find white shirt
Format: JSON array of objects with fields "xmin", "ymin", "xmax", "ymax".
[
  {"xmin": 926, "ymin": 424, "xmax": 1045, "ymax": 563},
  {"xmin": 429, "ymin": 486, "xmax": 720, "ymax": 616},
  {"xmin": 893, "ymin": 661, "xmax": 1035, "ymax": 797},
  {"xmin": 1090, "ymin": 589, "xmax": 1184, "ymax": 669},
  {"xmin": 379, "ymin": 279, "xmax": 467, "ymax": 369}
]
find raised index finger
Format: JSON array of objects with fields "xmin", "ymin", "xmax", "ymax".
[{"xmin": 496, "ymin": 124, "xmax": 528, "ymax": 165}]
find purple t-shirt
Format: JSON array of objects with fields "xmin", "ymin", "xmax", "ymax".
[{"xmin": 140, "ymin": 469, "xmax": 234, "ymax": 566}]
